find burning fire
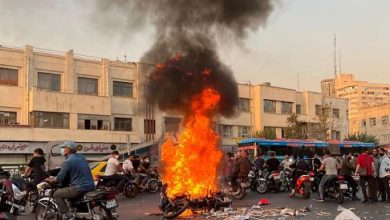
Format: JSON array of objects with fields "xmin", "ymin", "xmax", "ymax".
[{"xmin": 160, "ymin": 87, "xmax": 223, "ymax": 199}]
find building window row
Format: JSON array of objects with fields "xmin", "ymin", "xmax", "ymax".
[
  {"xmin": 239, "ymin": 98, "xmax": 250, "ymax": 112},
  {"xmin": 0, "ymin": 68, "xmax": 18, "ymax": 86},
  {"xmin": 218, "ymin": 124, "xmax": 251, "ymax": 138},
  {"xmin": 77, "ymin": 114, "xmax": 109, "ymax": 130},
  {"xmin": 36, "ymin": 72, "xmax": 133, "ymax": 97},
  {"xmin": 31, "ymin": 111, "xmax": 69, "ymax": 129}
]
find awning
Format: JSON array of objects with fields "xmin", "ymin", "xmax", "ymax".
[{"xmin": 239, "ymin": 138, "xmax": 375, "ymax": 148}]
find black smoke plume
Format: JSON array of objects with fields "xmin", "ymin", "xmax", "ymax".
[{"xmin": 95, "ymin": 0, "xmax": 275, "ymax": 116}]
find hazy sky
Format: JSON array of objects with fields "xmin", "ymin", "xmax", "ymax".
[{"xmin": 0, "ymin": 0, "xmax": 389, "ymax": 92}]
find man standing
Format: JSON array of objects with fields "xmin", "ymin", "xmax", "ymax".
[
  {"xmin": 355, "ymin": 150, "xmax": 376, "ymax": 203},
  {"xmin": 379, "ymin": 149, "xmax": 390, "ymax": 202},
  {"xmin": 317, "ymin": 150, "xmax": 339, "ymax": 202},
  {"xmin": 341, "ymin": 153, "xmax": 359, "ymax": 200},
  {"xmin": 372, "ymin": 149, "xmax": 381, "ymax": 201}
]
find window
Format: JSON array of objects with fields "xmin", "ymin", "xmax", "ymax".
[
  {"xmin": 264, "ymin": 99, "xmax": 276, "ymax": 113},
  {"xmin": 369, "ymin": 118, "xmax": 376, "ymax": 126},
  {"xmin": 315, "ymin": 105, "xmax": 322, "ymax": 116},
  {"xmin": 78, "ymin": 77, "xmax": 98, "ymax": 95},
  {"xmin": 0, "ymin": 68, "xmax": 18, "ymax": 86},
  {"xmin": 238, "ymin": 98, "xmax": 250, "ymax": 112},
  {"xmin": 218, "ymin": 124, "xmax": 233, "ymax": 138},
  {"xmin": 296, "ymin": 104, "xmax": 301, "ymax": 114},
  {"xmin": 78, "ymin": 114, "xmax": 109, "ymax": 130},
  {"xmin": 382, "ymin": 115, "xmax": 388, "ymax": 125},
  {"xmin": 0, "ymin": 111, "xmax": 17, "ymax": 125},
  {"xmin": 37, "ymin": 72, "xmax": 61, "ymax": 91},
  {"xmin": 165, "ymin": 117, "xmax": 181, "ymax": 132},
  {"xmin": 281, "ymin": 102, "xmax": 292, "ymax": 114},
  {"xmin": 332, "ymin": 108, "xmax": 340, "ymax": 118},
  {"xmin": 144, "ymin": 119, "xmax": 156, "ymax": 134},
  {"xmin": 113, "ymin": 81, "xmax": 133, "ymax": 97},
  {"xmin": 31, "ymin": 111, "xmax": 69, "ymax": 128},
  {"xmin": 114, "ymin": 117, "xmax": 132, "ymax": 131},
  {"xmin": 331, "ymin": 130, "xmax": 341, "ymax": 140},
  {"xmin": 238, "ymin": 126, "xmax": 250, "ymax": 138},
  {"xmin": 362, "ymin": 119, "xmax": 366, "ymax": 127}
]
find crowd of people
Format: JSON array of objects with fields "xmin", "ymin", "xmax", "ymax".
[{"xmin": 221, "ymin": 147, "xmax": 390, "ymax": 203}]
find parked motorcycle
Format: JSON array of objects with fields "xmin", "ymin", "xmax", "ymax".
[
  {"xmin": 138, "ymin": 169, "xmax": 161, "ymax": 193},
  {"xmin": 35, "ymin": 182, "xmax": 118, "ymax": 220},
  {"xmin": 96, "ymin": 173, "xmax": 138, "ymax": 199},
  {"xmin": 220, "ymin": 177, "xmax": 250, "ymax": 200},
  {"xmin": 159, "ymin": 184, "xmax": 231, "ymax": 219},
  {"xmin": 279, "ymin": 168, "xmax": 293, "ymax": 192}
]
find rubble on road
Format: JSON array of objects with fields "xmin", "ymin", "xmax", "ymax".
[{"xmin": 204, "ymin": 205, "xmax": 310, "ymax": 219}]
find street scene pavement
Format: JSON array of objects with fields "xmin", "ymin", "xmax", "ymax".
[{"xmin": 19, "ymin": 191, "xmax": 390, "ymax": 220}]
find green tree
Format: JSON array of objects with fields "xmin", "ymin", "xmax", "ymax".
[
  {"xmin": 315, "ymin": 101, "xmax": 331, "ymax": 141},
  {"xmin": 344, "ymin": 133, "xmax": 379, "ymax": 146},
  {"xmin": 252, "ymin": 127, "xmax": 276, "ymax": 140},
  {"xmin": 284, "ymin": 113, "xmax": 305, "ymax": 139}
]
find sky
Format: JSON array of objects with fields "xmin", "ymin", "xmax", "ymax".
[{"xmin": 0, "ymin": 0, "xmax": 389, "ymax": 92}]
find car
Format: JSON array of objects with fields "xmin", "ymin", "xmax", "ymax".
[{"xmin": 89, "ymin": 161, "xmax": 107, "ymax": 181}]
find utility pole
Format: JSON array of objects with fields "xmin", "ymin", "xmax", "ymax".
[{"xmin": 333, "ymin": 33, "xmax": 337, "ymax": 77}]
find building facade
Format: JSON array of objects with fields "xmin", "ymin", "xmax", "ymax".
[{"xmin": 322, "ymin": 74, "xmax": 390, "ymax": 134}]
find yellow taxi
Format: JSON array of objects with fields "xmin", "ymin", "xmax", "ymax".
[{"xmin": 89, "ymin": 161, "xmax": 107, "ymax": 181}]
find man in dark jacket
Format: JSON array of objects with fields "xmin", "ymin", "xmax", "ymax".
[
  {"xmin": 24, "ymin": 148, "xmax": 46, "ymax": 188},
  {"xmin": 289, "ymin": 155, "xmax": 310, "ymax": 197},
  {"xmin": 341, "ymin": 153, "xmax": 360, "ymax": 200},
  {"xmin": 231, "ymin": 150, "xmax": 252, "ymax": 187}
]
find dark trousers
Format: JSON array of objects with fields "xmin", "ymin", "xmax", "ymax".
[
  {"xmin": 370, "ymin": 176, "xmax": 380, "ymax": 201},
  {"xmin": 53, "ymin": 186, "xmax": 82, "ymax": 214},
  {"xmin": 343, "ymin": 175, "xmax": 358, "ymax": 197},
  {"xmin": 380, "ymin": 176, "xmax": 390, "ymax": 201},
  {"xmin": 291, "ymin": 171, "xmax": 306, "ymax": 189},
  {"xmin": 360, "ymin": 175, "xmax": 374, "ymax": 201},
  {"xmin": 106, "ymin": 174, "xmax": 125, "ymax": 191}
]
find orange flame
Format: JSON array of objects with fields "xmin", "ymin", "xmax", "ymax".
[{"xmin": 160, "ymin": 88, "xmax": 223, "ymax": 199}]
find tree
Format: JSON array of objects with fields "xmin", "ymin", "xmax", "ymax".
[
  {"xmin": 252, "ymin": 127, "xmax": 276, "ymax": 140},
  {"xmin": 344, "ymin": 133, "xmax": 379, "ymax": 146},
  {"xmin": 315, "ymin": 101, "xmax": 331, "ymax": 141},
  {"xmin": 284, "ymin": 113, "xmax": 305, "ymax": 139}
]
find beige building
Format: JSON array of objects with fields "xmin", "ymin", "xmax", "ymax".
[
  {"xmin": 353, "ymin": 104, "xmax": 390, "ymax": 145},
  {"xmin": 322, "ymin": 74, "xmax": 390, "ymax": 134},
  {"xmin": 251, "ymin": 83, "xmax": 348, "ymax": 140}
]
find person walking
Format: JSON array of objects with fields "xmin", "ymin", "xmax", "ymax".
[
  {"xmin": 379, "ymin": 149, "xmax": 390, "ymax": 202},
  {"xmin": 355, "ymin": 150, "xmax": 376, "ymax": 203}
]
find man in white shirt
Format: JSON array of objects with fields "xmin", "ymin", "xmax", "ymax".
[
  {"xmin": 123, "ymin": 155, "xmax": 135, "ymax": 174},
  {"xmin": 104, "ymin": 151, "xmax": 124, "ymax": 191}
]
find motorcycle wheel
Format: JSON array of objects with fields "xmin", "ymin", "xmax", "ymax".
[
  {"xmin": 163, "ymin": 200, "xmax": 189, "ymax": 219},
  {"xmin": 95, "ymin": 204, "xmax": 118, "ymax": 220},
  {"xmin": 147, "ymin": 179, "xmax": 160, "ymax": 193},
  {"xmin": 35, "ymin": 201, "xmax": 60, "ymax": 220},
  {"xmin": 123, "ymin": 182, "xmax": 138, "ymax": 198},
  {"xmin": 337, "ymin": 188, "xmax": 344, "ymax": 204},
  {"xmin": 303, "ymin": 182, "xmax": 311, "ymax": 199},
  {"xmin": 256, "ymin": 180, "xmax": 268, "ymax": 194},
  {"xmin": 274, "ymin": 180, "xmax": 280, "ymax": 193},
  {"xmin": 232, "ymin": 186, "xmax": 245, "ymax": 200}
]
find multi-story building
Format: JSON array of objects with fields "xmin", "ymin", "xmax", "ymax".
[
  {"xmin": 322, "ymin": 74, "xmax": 390, "ymax": 134},
  {"xmin": 353, "ymin": 104, "xmax": 390, "ymax": 145},
  {"xmin": 252, "ymin": 83, "xmax": 349, "ymax": 140}
]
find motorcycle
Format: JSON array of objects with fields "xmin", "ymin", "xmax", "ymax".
[
  {"xmin": 291, "ymin": 173, "xmax": 311, "ymax": 199},
  {"xmin": 35, "ymin": 182, "xmax": 119, "ymax": 220},
  {"xmin": 96, "ymin": 173, "xmax": 139, "ymax": 199},
  {"xmin": 220, "ymin": 177, "xmax": 249, "ymax": 200},
  {"xmin": 313, "ymin": 172, "xmax": 346, "ymax": 203},
  {"xmin": 280, "ymin": 168, "xmax": 293, "ymax": 192},
  {"xmin": 0, "ymin": 170, "xmax": 40, "ymax": 215},
  {"xmin": 256, "ymin": 168, "xmax": 281, "ymax": 193},
  {"xmin": 159, "ymin": 184, "xmax": 231, "ymax": 219},
  {"xmin": 138, "ymin": 169, "xmax": 161, "ymax": 193}
]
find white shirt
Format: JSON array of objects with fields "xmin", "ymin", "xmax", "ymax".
[
  {"xmin": 105, "ymin": 157, "xmax": 120, "ymax": 176},
  {"xmin": 123, "ymin": 159, "xmax": 134, "ymax": 173}
]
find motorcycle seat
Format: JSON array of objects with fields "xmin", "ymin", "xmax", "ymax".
[{"xmin": 84, "ymin": 189, "xmax": 112, "ymax": 200}]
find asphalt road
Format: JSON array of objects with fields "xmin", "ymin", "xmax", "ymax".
[{"xmin": 19, "ymin": 190, "xmax": 390, "ymax": 220}]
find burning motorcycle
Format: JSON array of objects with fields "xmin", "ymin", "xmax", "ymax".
[
  {"xmin": 35, "ymin": 181, "xmax": 118, "ymax": 220},
  {"xmin": 159, "ymin": 184, "xmax": 231, "ymax": 219}
]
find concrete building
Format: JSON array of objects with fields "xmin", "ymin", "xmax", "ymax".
[
  {"xmin": 321, "ymin": 73, "xmax": 390, "ymax": 134},
  {"xmin": 353, "ymin": 104, "xmax": 390, "ymax": 145},
  {"xmin": 252, "ymin": 83, "xmax": 349, "ymax": 140}
]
